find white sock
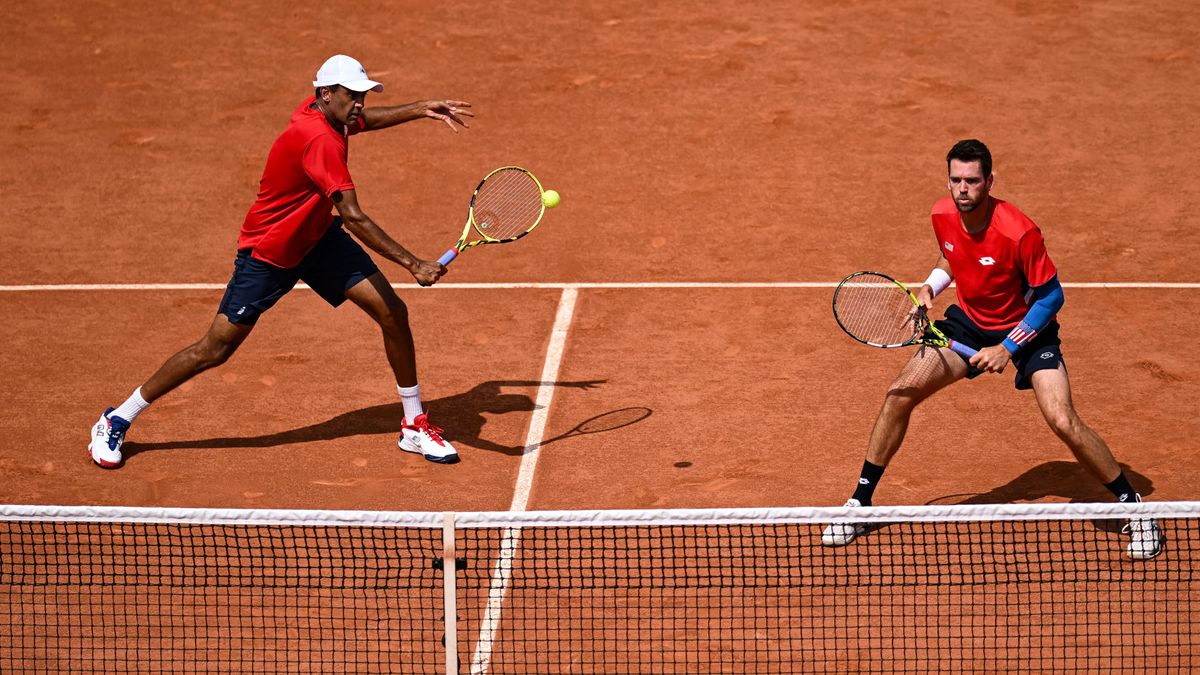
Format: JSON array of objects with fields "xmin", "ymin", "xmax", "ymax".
[
  {"xmin": 397, "ymin": 384, "xmax": 424, "ymax": 422},
  {"xmin": 111, "ymin": 387, "xmax": 151, "ymax": 423}
]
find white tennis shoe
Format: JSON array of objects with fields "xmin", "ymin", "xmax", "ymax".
[
  {"xmin": 821, "ymin": 498, "xmax": 869, "ymax": 547},
  {"xmin": 1124, "ymin": 517, "xmax": 1163, "ymax": 560},
  {"xmin": 399, "ymin": 414, "xmax": 459, "ymax": 464},
  {"xmin": 88, "ymin": 408, "xmax": 130, "ymax": 469}
]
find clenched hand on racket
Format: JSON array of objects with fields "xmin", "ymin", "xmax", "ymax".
[{"xmin": 912, "ymin": 274, "xmax": 1011, "ymax": 373}]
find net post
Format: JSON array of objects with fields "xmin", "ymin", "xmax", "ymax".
[{"xmin": 442, "ymin": 512, "xmax": 458, "ymax": 675}]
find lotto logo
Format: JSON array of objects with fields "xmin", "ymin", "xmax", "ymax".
[
  {"xmin": 978, "ymin": 257, "xmax": 996, "ymax": 266},
  {"xmin": 1040, "ymin": 351, "xmax": 1054, "ymax": 360},
  {"xmin": 858, "ymin": 478, "xmax": 870, "ymax": 485}
]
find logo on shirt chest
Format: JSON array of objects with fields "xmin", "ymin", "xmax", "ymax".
[{"xmin": 978, "ymin": 256, "xmax": 996, "ymax": 266}]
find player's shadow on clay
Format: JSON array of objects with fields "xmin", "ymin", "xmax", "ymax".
[
  {"xmin": 121, "ymin": 379, "xmax": 640, "ymax": 460},
  {"xmin": 845, "ymin": 461, "xmax": 1157, "ymax": 543},
  {"xmin": 925, "ymin": 460, "xmax": 1155, "ymax": 534},
  {"xmin": 925, "ymin": 460, "xmax": 1155, "ymax": 506}
]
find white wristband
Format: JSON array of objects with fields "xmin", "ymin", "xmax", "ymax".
[{"xmin": 922, "ymin": 268, "xmax": 952, "ymax": 297}]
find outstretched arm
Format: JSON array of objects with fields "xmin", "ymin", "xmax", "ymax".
[
  {"xmin": 332, "ymin": 188, "xmax": 445, "ymax": 287},
  {"xmin": 360, "ymin": 100, "xmax": 473, "ymax": 132}
]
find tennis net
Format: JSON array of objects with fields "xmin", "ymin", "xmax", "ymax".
[{"xmin": 1, "ymin": 501, "xmax": 1196, "ymax": 673}]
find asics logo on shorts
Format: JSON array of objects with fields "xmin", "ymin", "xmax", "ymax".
[{"xmin": 978, "ymin": 256, "xmax": 996, "ymax": 266}]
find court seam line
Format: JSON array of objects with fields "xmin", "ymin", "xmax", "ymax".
[
  {"xmin": 1, "ymin": 281, "xmax": 1198, "ymax": 291},
  {"xmin": 469, "ymin": 286, "xmax": 578, "ymax": 674}
]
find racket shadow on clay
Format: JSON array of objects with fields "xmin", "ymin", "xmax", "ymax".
[
  {"xmin": 120, "ymin": 379, "xmax": 612, "ymax": 459},
  {"xmin": 534, "ymin": 406, "xmax": 653, "ymax": 449}
]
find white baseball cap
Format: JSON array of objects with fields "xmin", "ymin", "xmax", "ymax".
[{"xmin": 312, "ymin": 54, "xmax": 384, "ymax": 93}]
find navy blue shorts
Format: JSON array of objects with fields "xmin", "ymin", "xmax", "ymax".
[
  {"xmin": 217, "ymin": 221, "xmax": 380, "ymax": 325},
  {"xmin": 933, "ymin": 304, "xmax": 1065, "ymax": 391}
]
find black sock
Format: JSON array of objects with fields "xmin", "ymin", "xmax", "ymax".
[
  {"xmin": 1104, "ymin": 472, "xmax": 1139, "ymax": 503},
  {"xmin": 852, "ymin": 461, "xmax": 886, "ymax": 506}
]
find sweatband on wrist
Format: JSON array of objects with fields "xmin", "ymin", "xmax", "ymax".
[{"xmin": 922, "ymin": 268, "xmax": 952, "ymax": 297}]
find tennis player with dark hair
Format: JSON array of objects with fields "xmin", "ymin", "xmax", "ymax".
[
  {"xmin": 822, "ymin": 139, "xmax": 1162, "ymax": 560},
  {"xmin": 90, "ymin": 55, "xmax": 474, "ymax": 468}
]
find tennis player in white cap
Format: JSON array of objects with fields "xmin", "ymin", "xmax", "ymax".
[{"xmin": 90, "ymin": 55, "xmax": 473, "ymax": 468}]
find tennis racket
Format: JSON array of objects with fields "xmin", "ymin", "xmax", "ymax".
[
  {"xmin": 832, "ymin": 271, "xmax": 978, "ymax": 358},
  {"xmin": 437, "ymin": 166, "xmax": 552, "ymax": 266}
]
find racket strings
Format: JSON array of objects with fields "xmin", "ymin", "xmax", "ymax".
[
  {"xmin": 834, "ymin": 279, "xmax": 924, "ymax": 346},
  {"xmin": 472, "ymin": 169, "xmax": 543, "ymax": 241}
]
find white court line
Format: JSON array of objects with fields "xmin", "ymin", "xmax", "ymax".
[
  {"xmin": 1, "ymin": 281, "xmax": 1198, "ymax": 292},
  {"xmin": 510, "ymin": 288, "xmax": 578, "ymax": 513},
  {"xmin": 469, "ymin": 287, "xmax": 578, "ymax": 674}
]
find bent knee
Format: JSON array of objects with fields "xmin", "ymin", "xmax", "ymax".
[
  {"xmin": 1045, "ymin": 410, "xmax": 1084, "ymax": 439},
  {"xmin": 882, "ymin": 387, "xmax": 922, "ymax": 413},
  {"xmin": 378, "ymin": 301, "xmax": 411, "ymax": 331},
  {"xmin": 193, "ymin": 339, "xmax": 239, "ymax": 370}
]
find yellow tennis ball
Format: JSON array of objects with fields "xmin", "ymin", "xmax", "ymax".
[{"xmin": 542, "ymin": 189, "xmax": 561, "ymax": 209}]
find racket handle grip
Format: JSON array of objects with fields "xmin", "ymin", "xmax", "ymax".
[
  {"xmin": 437, "ymin": 249, "xmax": 458, "ymax": 266},
  {"xmin": 948, "ymin": 340, "xmax": 978, "ymax": 358}
]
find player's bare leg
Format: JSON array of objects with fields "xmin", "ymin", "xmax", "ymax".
[
  {"xmin": 1029, "ymin": 364, "xmax": 1121, "ymax": 483},
  {"xmin": 346, "ymin": 271, "xmax": 458, "ymax": 463},
  {"xmin": 823, "ymin": 346, "xmax": 968, "ymax": 546},
  {"xmin": 90, "ymin": 316, "xmax": 254, "ymax": 469},
  {"xmin": 345, "ymin": 272, "xmax": 418, "ymax": 387},
  {"xmin": 865, "ymin": 346, "xmax": 970, "ymax": 467},
  {"xmin": 141, "ymin": 316, "xmax": 256, "ymax": 401},
  {"xmin": 1030, "ymin": 363, "xmax": 1160, "ymax": 558}
]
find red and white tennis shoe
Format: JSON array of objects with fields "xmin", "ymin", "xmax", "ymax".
[
  {"xmin": 89, "ymin": 407, "xmax": 130, "ymax": 469},
  {"xmin": 399, "ymin": 414, "xmax": 459, "ymax": 464}
]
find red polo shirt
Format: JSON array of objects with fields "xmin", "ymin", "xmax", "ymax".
[
  {"xmin": 931, "ymin": 197, "xmax": 1058, "ymax": 330},
  {"xmin": 238, "ymin": 97, "xmax": 363, "ymax": 268}
]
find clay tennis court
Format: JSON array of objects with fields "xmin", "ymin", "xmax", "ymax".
[{"xmin": 2, "ymin": 0, "xmax": 1198, "ymax": 672}]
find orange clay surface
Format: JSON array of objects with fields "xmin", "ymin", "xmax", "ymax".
[
  {"xmin": 1, "ymin": 1, "xmax": 1197, "ymax": 514},
  {"xmin": 2, "ymin": 3, "xmax": 1199, "ymax": 673}
]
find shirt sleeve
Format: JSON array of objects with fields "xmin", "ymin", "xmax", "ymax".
[
  {"xmin": 1017, "ymin": 227, "xmax": 1057, "ymax": 288},
  {"xmin": 301, "ymin": 135, "xmax": 355, "ymax": 197}
]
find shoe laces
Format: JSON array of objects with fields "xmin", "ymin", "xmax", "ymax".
[
  {"xmin": 406, "ymin": 415, "xmax": 446, "ymax": 446},
  {"xmin": 106, "ymin": 417, "xmax": 129, "ymax": 450}
]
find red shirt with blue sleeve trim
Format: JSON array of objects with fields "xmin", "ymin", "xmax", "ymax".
[
  {"xmin": 238, "ymin": 97, "xmax": 365, "ymax": 269},
  {"xmin": 930, "ymin": 197, "xmax": 1058, "ymax": 331}
]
